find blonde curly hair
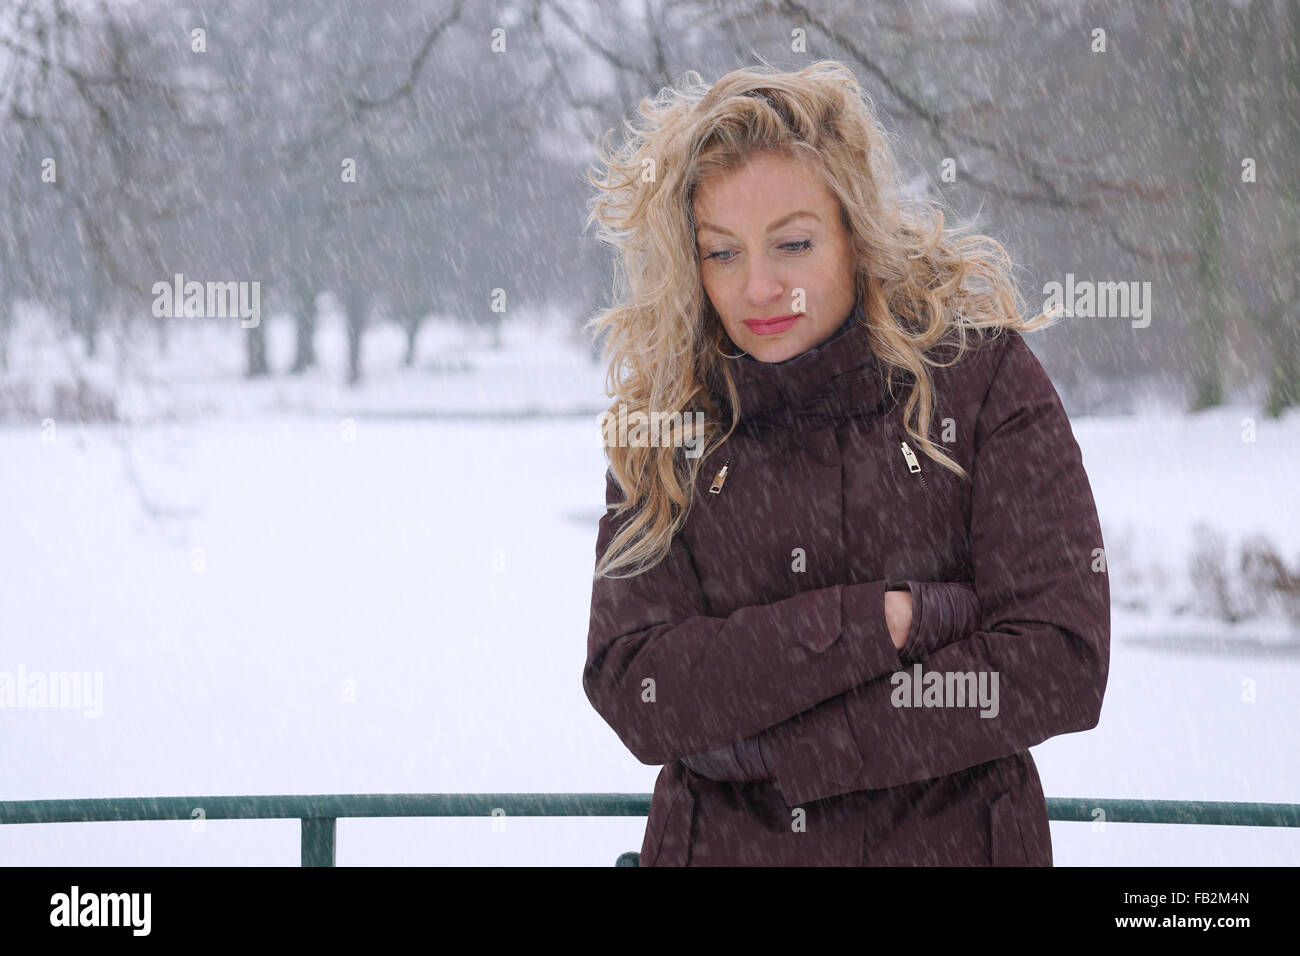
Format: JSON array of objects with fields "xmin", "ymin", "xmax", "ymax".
[{"xmin": 585, "ymin": 59, "xmax": 1059, "ymax": 579}]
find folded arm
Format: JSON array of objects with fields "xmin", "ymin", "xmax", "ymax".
[
  {"xmin": 754, "ymin": 333, "xmax": 1111, "ymax": 805},
  {"xmin": 583, "ymin": 468, "xmax": 907, "ymax": 767},
  {"xmin": 679, "ymin": 580, "xmax": 981, "ymax": 783}
]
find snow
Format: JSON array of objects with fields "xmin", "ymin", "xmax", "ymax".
[{"xmin": 0, "ymin": 309, "xmax": 1297, "ymax": 865}]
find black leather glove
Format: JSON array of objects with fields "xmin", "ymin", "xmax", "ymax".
[{"xmin": 681, "ymin": 733, "xmax": 773, "ymax": 783}]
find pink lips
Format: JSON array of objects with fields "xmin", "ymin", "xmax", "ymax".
[{"xmin": 743, "ymin": 313, "xmax": 803, "ymax": 335}]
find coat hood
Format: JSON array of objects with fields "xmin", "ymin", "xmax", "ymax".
[{"xmin": 717, "ymin": 300, "xmax": 894, "ymax": 427}]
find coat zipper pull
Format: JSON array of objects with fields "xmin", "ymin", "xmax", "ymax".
[
  {"xmin": 900, "ymin": 439, "xmax": 929, "ymax": 490},
  {"xmin": 900, "ymin": 441, "xmax": 921, "ymax": 474},
  {"xmin": 709, "ymin": 457, "xmax": 731, "ymax": 494}
]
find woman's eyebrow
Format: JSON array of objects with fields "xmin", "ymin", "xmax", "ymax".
[{"xmin": 696, "ymin": 210, "xmax": 821, "ymax": 238}]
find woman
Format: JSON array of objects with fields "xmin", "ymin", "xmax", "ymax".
[{"xmin": 581, "ymin": 60, "xmax": 1109, "ymax": 866}]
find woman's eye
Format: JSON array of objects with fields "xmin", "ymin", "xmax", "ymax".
[{"xmin": 701, "ymin": 240, "xmax": 812, "ymax": 265}]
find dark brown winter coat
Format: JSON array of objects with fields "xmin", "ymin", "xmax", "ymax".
[{"xmin": 583, "ymin": 307, "xmax": 1110, "ymax": 866}]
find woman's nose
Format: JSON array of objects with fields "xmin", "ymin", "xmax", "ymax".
[{"xmin": 743, "ymin": 261, "xmax": 786, "ymax": 309}]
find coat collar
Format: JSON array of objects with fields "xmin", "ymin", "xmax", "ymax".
[{"xmin": 717, "ymin": 301, "xmax": 894, "ymax": 426}]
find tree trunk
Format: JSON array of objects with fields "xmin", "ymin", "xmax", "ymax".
[
  {"xmin": 78, "ymin": 313, "xmax": 98, "ymax": 360},
  {"xmin": 1264, "ymin": 0, "xmax": 1300, "ymax": 416},
  {"xmin": 1185, "ymin": 3, "xmax": 1226, "ymax": 412},
  {"xmin": 291, "ymin": 278, "xmax": 317, "ymax": 373},
  {"xmin": 345, "ymin": 286, "xmax": 366, "ymax": 386},
  {"xmin": 403, "ymin": 313, "xmax": 425, "ymax": 367},
  {"xmin": 0, "ymin": 303, "xmax": 10, "ymax": 373},
  {"xmin": 245, "ymin": 318, "xmax": 270, "ymax": 377}
]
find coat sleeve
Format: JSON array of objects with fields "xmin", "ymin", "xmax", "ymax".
[
  {"xmin": 584, "ymin": 467, "xmax": 910, "ymax": 766},
  {"xmin": 898, "ymin": 581, "xmax": 982, "ymax": 663},
  {"xmin": 677, "ymin": 580, "xmax": 979, "ymax": 784},
  {"xmin": 755, "ymin": 331, "xmax": 1111, "ymax": 806}
]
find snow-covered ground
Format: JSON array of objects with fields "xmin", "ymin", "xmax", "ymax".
[{"xmin": 1, "ymin": 310, "xmax": 1297, "ymax": 865}]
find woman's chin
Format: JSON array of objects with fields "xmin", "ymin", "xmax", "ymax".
[{"xmin": 742, "ymin": 334, "xmax": 803, "ymax": 363}]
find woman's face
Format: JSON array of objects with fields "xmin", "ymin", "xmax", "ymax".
[{"xmin": 693, "ymin": 151, "xmax": 857, "ymax": 363}]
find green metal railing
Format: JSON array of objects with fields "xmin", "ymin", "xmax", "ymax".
[{"xmin": 2, "ymin": 794, "xmax": 1297, "ymax": 866}]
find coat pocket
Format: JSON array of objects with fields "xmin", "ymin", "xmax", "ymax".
[
  {"xmin": 988, "ymin": 789, "xmax": 1030, "ymax": 866},
  {"xmin": 765, "ymin": 692, "xmax": 866, "ymax": 807}
]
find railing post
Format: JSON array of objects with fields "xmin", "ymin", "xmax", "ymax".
[{"xmin": 301, "ymin": 817, "xmax": 336, "ymax": 867}]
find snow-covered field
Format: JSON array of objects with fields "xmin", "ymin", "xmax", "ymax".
[{"xmin": 1, "ymin": 311, "xmax": 1297, "ymax": 865}]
